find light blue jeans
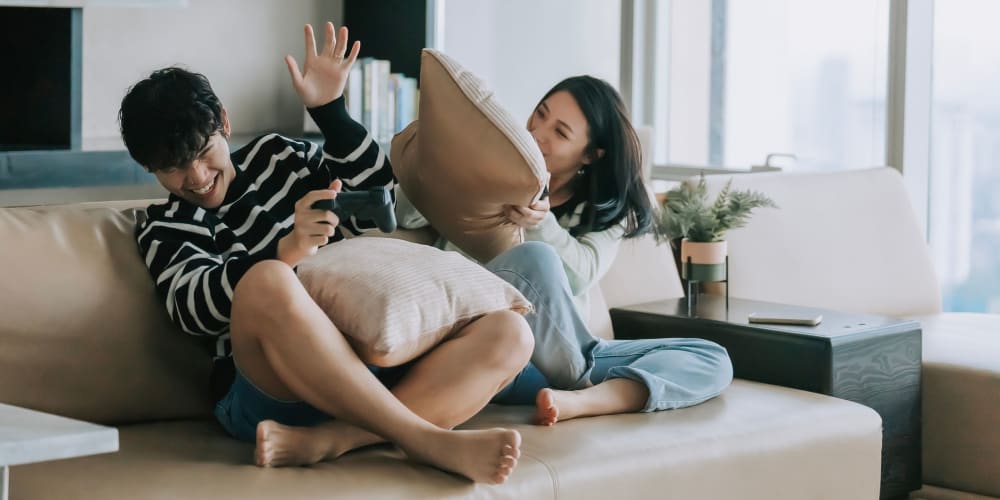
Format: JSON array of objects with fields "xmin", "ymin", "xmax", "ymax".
[{"xmin": 487, "ymin": 241, "xmax": 733, "ymax": 412}]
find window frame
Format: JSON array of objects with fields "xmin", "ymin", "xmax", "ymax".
[{"xmin": 624, "ymin": 0, "xmax": 935, "ymax": 239}]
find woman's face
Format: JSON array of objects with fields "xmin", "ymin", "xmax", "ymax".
[{"xmin": 527, "ymin": 90, "xmax": 593, "ymax": 178}]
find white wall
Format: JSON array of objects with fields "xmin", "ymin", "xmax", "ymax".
[
  {"xmin": 81, "ymin": 0, "xmax": 342, "ymax": 149},
  {"xmin": 441, "ymin": 0, "xmax": 621, "ymax": 124},
  {"xmin": 81, "ymin": 0, "xmax": 620, "ymax": 149}
]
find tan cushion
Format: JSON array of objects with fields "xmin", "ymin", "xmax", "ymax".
[
  {"xmin": 915, "ymin": 312, "xmax": 1000, "ymax": 498},
  {"xmin": 390, "ymin": 49, "xmax": 548, "ymax": 263},
  {"xmin": 0, "ymin": 205, "xmax": 212, "ymax": 425},
  {"xmin": 296, "ymin": 238, "xmax": 532, "ymax": 366},
  {"xmin": 11, "ymin": 380, "xmax": 882, "ymax": 500}
]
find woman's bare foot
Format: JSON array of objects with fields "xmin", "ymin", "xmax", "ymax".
[
  {"xmin": 534, "ymin": 380, "xmax": 650, "ymax": 426},
  {"xmin": 255, "ymin": 420, "xmax": 353, "ymax": 467},
  {"xmin": 404, "ymin": 428, "xmax": 521, "ymax": 484},
  {"xmin": 534, "ymin": 388, "xmax": 585, "ymax": 425}
]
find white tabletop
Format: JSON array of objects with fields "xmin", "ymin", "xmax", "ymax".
[{"xmin": 0, "ymin": 403, "xmax": 118, "ymax": 467}]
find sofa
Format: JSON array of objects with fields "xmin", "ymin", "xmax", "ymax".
[
  {"xmin": 699, "ymin": 167, "xmax": 1000, "ymax": 500},
  {"xmin": 0, "ymin": 166, "xmax": 987, "ymax": 499}
]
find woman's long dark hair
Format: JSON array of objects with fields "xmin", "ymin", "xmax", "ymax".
[{"xmin": 540, "ymin": 76, "xmax": 656, "ymax": 238}]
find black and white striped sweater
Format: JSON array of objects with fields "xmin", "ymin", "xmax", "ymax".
[{"xmin": 135, "ymin": 97, "xmax": 395, "ymax": 358}]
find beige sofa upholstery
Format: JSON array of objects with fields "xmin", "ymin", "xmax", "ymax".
[
  {"xmin": 0, "ymin": 196, "xmax": 884, "ymax": 499},
  {"xmin": 701, "ymin": 167, "xmax": 1000, "ymax": 499}
]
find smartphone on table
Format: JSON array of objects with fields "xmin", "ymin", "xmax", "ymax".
[{"xmin": 747, "ymin": 312, "xmax": 823, "ymax": 326}]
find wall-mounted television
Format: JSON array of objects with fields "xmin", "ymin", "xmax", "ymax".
[{"xmin": 0, "ymin": 7, "xmax": 82, "ymax": 151}]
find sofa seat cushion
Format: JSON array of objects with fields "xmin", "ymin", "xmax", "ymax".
[
  {"xmin": 915, "ymin": 312, "xmax": 1000, "ymax": 498},
  {"xmin": 11, "ymin": 380, "xmax": 882, "ymax": 500},
  {"xmin": 910, "ymin": 484, "xmax": 1000, "ymax": 500}
]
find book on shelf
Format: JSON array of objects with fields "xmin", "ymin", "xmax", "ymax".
[{"xmin": 303, "ymin": 58, "xmax": 418, "ymax": 150}]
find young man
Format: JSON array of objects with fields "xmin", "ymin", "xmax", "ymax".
[{"xmin": 121, "ymin": 22, "xmax": 531, "ymax": 484}]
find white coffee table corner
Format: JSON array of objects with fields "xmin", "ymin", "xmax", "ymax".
[{"xmin": 0, "ymin": 403, "xmax": 119, "ymax": 500}]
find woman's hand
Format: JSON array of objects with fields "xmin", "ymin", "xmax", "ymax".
[
  {"xmin": 504, "ymin": 197, "xmax": 551, "ymax": 229},
  {"xmin": 278, "ymin": 180, "xmax": 342, "ymax": 266},
  {"xmin": 285, "ymin": 22, "xmax": 361, "ymax": 108}
]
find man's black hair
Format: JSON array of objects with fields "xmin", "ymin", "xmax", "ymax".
[{"xmin": 119, "ymin": 67, "xmax": 225, "ymax": 171}]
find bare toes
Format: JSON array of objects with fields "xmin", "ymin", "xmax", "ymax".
[
  {"xmin": 499, "ymin": 455, "xmax": 518, "ymax": 470},
  {"xmin": 256, "ymin": 449, "xmax": 270, "ymax": 467}
]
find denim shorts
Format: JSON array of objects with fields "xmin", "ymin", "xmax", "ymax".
[{"xmin": 214, "ymin": 363, "xmax": 410, "ymax": 443}]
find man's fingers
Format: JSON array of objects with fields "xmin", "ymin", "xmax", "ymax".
[
  {"xmin": 298, "ymin": 188, "xmax": 338, "ymax": 212},
  {"xmin": 285, "ymin": 55, "xmax": 304, "ymax": 91},
  {"xmin": 335, "ymin": 26, "xmax": 348, "ymax": 58},
  {"xmin": 304, "ymin": 24, "xmax": 318, "ymax": 58},
  {"xmin": 307, "ymin": 235, "xmax": 328, "ymax": 248},
  {"xmin": 303, "ymin": 218, "xmax": 337, "ymax": 238},
  {"xmin": 322, "ymin": 21, "xmax": 335, "ymax": 56},
  {"xmin": 329, "ymin": 179, "xmax": 343, "ymax": 192},
  {"xmin": 346, "ymin": 40, "xmax": 361, "ymax": 66},
  {"xmin": 321, "ymin": 209, "xmax": 338, "ymax": 226}
]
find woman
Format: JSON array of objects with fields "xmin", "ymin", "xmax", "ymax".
[
  {"xmin": 255, "ymin": 76, "xmax": 732, "ymax": 467},
  {"xmin": 471, "ymin": 76, "xmax": 733, "ymax": 424}
]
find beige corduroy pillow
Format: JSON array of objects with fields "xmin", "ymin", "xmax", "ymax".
[
  {"xmin": 296, "ymin": 237, "xmax": 532, "ymax": 366},
  {"xmin": 390, "ymin": 49, "xmax": 548, "ymax": 263}
]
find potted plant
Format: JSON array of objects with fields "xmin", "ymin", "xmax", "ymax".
[{"xmin": 657, "ymin": 175, "xmax": 778, "ymax": 284}]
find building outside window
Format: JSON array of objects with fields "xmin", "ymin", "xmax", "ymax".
[
  {"xmin": 645, "ymin": 0, "xmax": 998, "ymax": 312},
  {"xmin": 930, "ymin": 0, "xmax": 1000, "ymax": 312},
  {"xmin": 654, "ymin": 0, "xmax": 889, "ymax": 170}
]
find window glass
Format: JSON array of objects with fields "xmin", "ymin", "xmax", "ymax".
[
  {"xmin": 930, "ymin": 0, "xmax": 1000, "ymax": 312},
  {"xmin": 661, "ymin": 0, "xmax": 890, "ymax": 170}
]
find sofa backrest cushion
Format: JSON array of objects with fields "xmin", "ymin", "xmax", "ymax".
[
  {"xmin": 0, "ymin": 204, "xmax": 212, "ymax": 425},
  {"xmin": 389, "ymin": 49, "xmax": 548, "ymax": 263},
  {"xmin": 601, "ymin": 234, "xmax": 686, "ymax": 308},
  {"xmin": 593, "ymin": 234, "xmax": 685, "ymax": 338},
  {"xmin": 701, "ymin": 167, "xmax": 942, "ymax": 317}
]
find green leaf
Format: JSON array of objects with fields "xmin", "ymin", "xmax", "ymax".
[{"xmin": 656, "ymin": 175, "xmax": 778, "ymax": 243}]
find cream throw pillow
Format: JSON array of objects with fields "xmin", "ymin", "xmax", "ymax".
[
  {"xmin": 297, "ymin": 237, "xmax": 532, "ymax": 366},
  {"xmin": 390, "ymin": 49, "xmax": 548, "ymax": 263}
]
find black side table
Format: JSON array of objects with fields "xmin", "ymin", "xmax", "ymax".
[{"xmin": 610, "ymin": 295, "xmax": 922, "ymax": 500}]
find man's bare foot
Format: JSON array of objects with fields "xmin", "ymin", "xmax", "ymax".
[
  {"xmin": 534, "ymin": 388, "xmax": 586, "ymax": 426},
  {"xmin": 256, "ymin": 420, "xmax": 344, "ymax": 467},
  {"xmin": 404, "ymin": 428, "xmax": 521, "ymax": 484}
]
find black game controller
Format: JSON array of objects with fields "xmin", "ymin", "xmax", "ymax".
[{"xmin": 310, "ymin": 187, "xmax": 397, "ymax": 233}]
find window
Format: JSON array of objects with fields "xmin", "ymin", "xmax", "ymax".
[
  {"xmin": 930, "ymin": 0, "xmax": 1000, "ymax": 312},
  {"xmin": 655, "ymin": 0, "xmax": 890, "ymax": 170}
]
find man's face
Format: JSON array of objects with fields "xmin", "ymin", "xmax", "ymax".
[{"xmin": 152, "ymin": 132, "xmax": 235, "ymax": 209}]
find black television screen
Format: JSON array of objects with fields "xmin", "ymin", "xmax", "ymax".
[
  {"xmin": 0, "ymin": 7, "xmax": 81, "ymax": 151},
  {"xmin": 343, "ymin": 0, "xmax": 426, "ymax": 81}
]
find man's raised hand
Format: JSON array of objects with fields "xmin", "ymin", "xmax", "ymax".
[{"xmin": 285, "ymin": 22, "xmax": 360, "ymax": 108}]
